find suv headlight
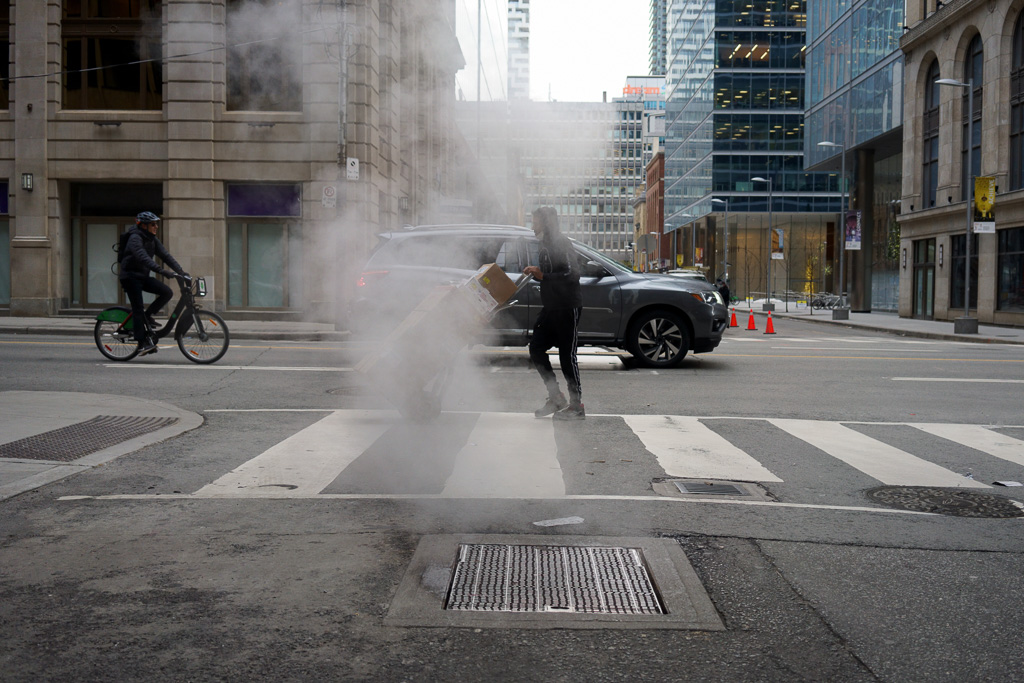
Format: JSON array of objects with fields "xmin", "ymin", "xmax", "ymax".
[{"xmin": 691, "ymin": 291, "xmax": 723, "ymax": 305}]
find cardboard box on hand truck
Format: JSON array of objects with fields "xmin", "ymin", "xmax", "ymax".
[{"xmin": 354, "ymin": 265, "xmax": 517, "ymax": 418}]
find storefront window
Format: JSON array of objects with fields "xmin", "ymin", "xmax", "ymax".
[
  {"xmin": 226, "ymin": 183, "xmax": 303, "ymax": 309},
  {"xmin": 949, "ymin": 233, "xmax": 978, "ymax": 311},
  {"xmin": 997, "ymin": 227, "xmax": 1024, "ymax": 311},
  {"xmin": 0, "ymin": 182, "xmax": 8, "ymax": 305}
]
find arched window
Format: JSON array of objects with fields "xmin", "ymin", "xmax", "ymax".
[
  {"xmin": 923, "ymin": 61, "xmax": 941, "ymax": 207},
  {"xmin": 961, "ymin": 35, "xmax": 983, "ymax": 196},
  {"xmin": 1011, "ymin": 14, "xmax": 1024, "ymax": 190}
]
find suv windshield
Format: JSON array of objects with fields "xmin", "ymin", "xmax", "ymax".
[{"xmin": 573, "ymin": 240, "xmax": 630, "ymax": 274}]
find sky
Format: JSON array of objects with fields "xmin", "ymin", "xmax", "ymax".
[{"xmin": 529, "ymin": 0, "xmax": 651, "ymax": 102}]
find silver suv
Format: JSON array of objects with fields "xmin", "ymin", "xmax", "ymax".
[{"xmin": 350, "ymin": 225, "xmax": 728, "ymax": 368}]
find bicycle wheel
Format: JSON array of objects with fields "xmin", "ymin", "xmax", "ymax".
[
  {"xmin": 178, "ymin": 311, "xmax": 230, "ymax": 364},
  {"xmin": 94, "ymin": 316, "xmax": 141, "ymax": 361}
]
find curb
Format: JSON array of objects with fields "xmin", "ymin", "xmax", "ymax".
[
  {"xmin": 751, "ymin": 311, "xmax": 1024, "ymax": 346},
  {"xmin": 0, "ymin": 324, "xmax": 350, "ymax": 342}
]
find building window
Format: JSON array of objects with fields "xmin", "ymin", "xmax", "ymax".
[
  {"xmin": 62, "ymin": 0, "xmax": 163, "ymax": 110},
  {"xmin": 0, "ymin": 0, "xmax": 9, "ymax": 110},
  {"xmin": 1011, "ymin": 15, "xmax": 1024, "ymax": 191},
  {"xmin": 997, "ymin": 227, "xmax": 1024, "ymax": 311},
  {"xmin": 226, "ymin": 184, "xmax": 302, "ymax": 308},
  {"xmin": 949, "ymin": 233, "xmax": 978, "ymax": 311},
  {"xmin": 922, "ymin": 61, "xmax": 940, "ymax": 208},
  {"xmin": 226, "ymin": 0, "xmax": 301, "ymax": 111},
  {"xmin": 961, "ymin": 34, "xmax": 983, "ymax": 198}
]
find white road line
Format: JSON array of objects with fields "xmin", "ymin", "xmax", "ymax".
[
  {"xmin": 769, "ymin": 419, "xmax": 989, "ymax": 488},
  {"xmin": 623, "ymin": 415, "xmax": 782, "ymax": 482},
  {"xmin": 105, "ymin": 364, "xmax": 352, "ymax": 371},
  {"xmin": 194, "ymin": 410, "xmax": 390, "ymax": 496},
  {"xmin": 57, "ymin": 492, "xmax": 940, "ymax": 516},
  {"xmin": 912, "ymin": 424, "xmax": 1024, "ymax": 468},
  {"xmin": 441, "ymin": 412, "xmax": 564, "ymax": 498},
  {"xmin": 892, "ymin": 378, "xmax": 1024, "ymax": 383},
  {"xmin": 772, "ymin": 347, "xmax": 941, "ymax": 352}
]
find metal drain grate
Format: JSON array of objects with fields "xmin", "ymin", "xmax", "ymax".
[
  {"xmin": 673, "ymin": 481, "xmax": 749, "ymax": 496},
  {"xmin": 0, "ymin": 415, "xmax": 179, "ymax": 462},
  {"xmin": 445, "ymin": 543, "xmax": 664, "ymax": 614}
]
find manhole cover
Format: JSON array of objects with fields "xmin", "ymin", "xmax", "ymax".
[
  {"xmin": 866, "ymin": 486, "xmax": 1024, "ymax": 518},
  {"xmin": 0, "ymin": 415, "xmax": 179, "ymax": 462},
  {"xmin": 445, "ymin": 543, "xmax": 664, "ymax": 614}
]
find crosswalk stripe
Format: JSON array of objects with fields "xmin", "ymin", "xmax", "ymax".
[
  {"xmin": 441, "ymin": 412, "xmax": 564, "ymax": 498},
  {"xmin": 769, "ymin": 419, "xmax": 990, "ymax": 488},
  {"xmin": 622, "ymin": 415, "xmax": 783, "ymax": 482},
  {"xmin": 912, "ymin": 424, "xmax": 1024, "ymax": 468},
  {"xmin": 194, "ymin": 410, "xmax": 391, "ymax": 496}
]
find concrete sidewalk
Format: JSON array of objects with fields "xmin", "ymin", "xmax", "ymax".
[
  {"xmin": 728, "ymin": 303, "xmax": 1024, "ymax": 345},
  {"xmin": 0, "ymin": 314, "xmax": 349, "ymax": 341},
  {"xmin": 0, "ymin": 391, "xmax": 202, "ymax": 501}
]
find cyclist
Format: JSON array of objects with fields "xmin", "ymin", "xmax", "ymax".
[{"xmin": 119, "ymin": 211, "xmax": 188, "ymax": 355}]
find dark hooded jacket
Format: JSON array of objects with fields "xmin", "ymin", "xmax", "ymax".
[
  {"xmin": 537, "ymin": 229, "xmax": 583, "ymax": 310},
  {"xmin": 119, "ymin": 226, "xmax": 184, "ymax": 280}
]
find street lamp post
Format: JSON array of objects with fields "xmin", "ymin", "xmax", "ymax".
[
  {"xmin": 712, "ymin": 198, "xmax": 729, "ymax": 282},
  {"xmin": 817, "ymin": 140, "xmax": 850, "ymax": 320},
  {"xmin": 751, "ymin": 177, "xmax": 774, "ymax": 311},
  {"xmin": 936, "ymin": 77, "xmax": 979, "ymax": 334}
]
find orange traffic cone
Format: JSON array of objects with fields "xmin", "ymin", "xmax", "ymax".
[
  {"xmin": 730, "ymin": 307, "xmax": 738, "ymax": 328},
  {"xmin": 746, "ymin": 309, "xmax": 757, "ymax": 331},
  {"xmin": 764, "ymin": 311, "xmax": 776, "ymax": 334}
]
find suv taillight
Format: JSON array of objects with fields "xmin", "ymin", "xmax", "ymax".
[{"xmin": 356, "ymin": 270, "xmax": 388, "ymax": 288}]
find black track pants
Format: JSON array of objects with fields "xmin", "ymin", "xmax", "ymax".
[{"xmin": 528, "ymin": 307, "xmax": 582, "ymax": 404}]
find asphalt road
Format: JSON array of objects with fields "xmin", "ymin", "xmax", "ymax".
[{"xmin": 1, "ymin": 320, "xmax": 1023, "ymax": 682}]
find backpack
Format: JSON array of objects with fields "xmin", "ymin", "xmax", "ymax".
[{"xmin": 111, "ymin": 228, "xmax": 133, "ymax": 275}]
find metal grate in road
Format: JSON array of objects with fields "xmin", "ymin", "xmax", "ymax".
[
  {"xmin": 445, "ymin": 543, "xmax": 664, "ymax": 614},
  {"xmin": 673, "ymin": 481, "xmax": 750, "ymax": 496},
  {"xmin": 0, "ymin": 415, "xmax": 179, "ymax": 462}
]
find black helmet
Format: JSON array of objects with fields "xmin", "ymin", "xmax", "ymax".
[{"xmin": 136, "ymin": 211, "xmax": 161, "ymax": 224}]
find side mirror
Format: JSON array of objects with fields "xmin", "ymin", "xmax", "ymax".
[{"xmin": 583, "ymin": 260, "xmax": 609, "ymax": 278}]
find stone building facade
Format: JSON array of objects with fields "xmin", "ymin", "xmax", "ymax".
[
  {"xmin": 1, "ymin": 0, "xmax": 464, "ymax": 323},
  {"xmin": 900, "ymin": 0, "xmax": 1024, "ymax": 324}
]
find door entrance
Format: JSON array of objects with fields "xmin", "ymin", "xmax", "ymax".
[
  {"xmin": 75, "ymin": 218, "xmax": 148, "ymax": 307},
  {"xmin": 912, "ymin": 238, "xmax": 935, "ymax": 319}
]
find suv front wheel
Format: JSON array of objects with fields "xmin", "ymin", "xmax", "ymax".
[{"xmin": 627, "ymin": 309, "xmax": 690, "ymax": 368}]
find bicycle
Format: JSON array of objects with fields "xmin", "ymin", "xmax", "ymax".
[{"xmin": 94, "ymin": 275, "xmax": 230, "ymax": 364}]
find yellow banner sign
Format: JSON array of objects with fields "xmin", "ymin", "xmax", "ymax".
[{"xmin": 974, "ymin": 176, "xmax": 995, "ymax": 233}]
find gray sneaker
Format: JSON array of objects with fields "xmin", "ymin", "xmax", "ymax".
[
  {"xmin": 552, "ymin": 402, "xmax": 585, "ymax": 421},
  {"xmin": 534, "ymin": 393, "xmax": 567, "ymax": 418}
]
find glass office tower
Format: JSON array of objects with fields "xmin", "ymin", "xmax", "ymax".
[
  {"xmin": 663, "ymin": 0, "xmax": 842, "ymax": 298},
  {"xmin": 804, "ymin": 0, "xmax": 904, "ymax": 311}
]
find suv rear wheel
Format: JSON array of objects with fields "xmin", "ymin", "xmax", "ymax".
[{"xmin": 627, "ymin": 309, "xmax": 690, "ymax": 368}]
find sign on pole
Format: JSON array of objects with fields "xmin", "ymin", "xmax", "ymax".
[
  {"xmin": 771, "ymin": 228, "xmax": 784, "ymax": 260},
  {"xmin": 346, "ymin": 157, "xmax": 360, "ymax": 180},
  {"xmin": 974, "ymin": 176, "xmax": 995, "ymax": 233},
  {"xmin": 845, "ymin": 210, "xmax": 862, "ymax": 250}
]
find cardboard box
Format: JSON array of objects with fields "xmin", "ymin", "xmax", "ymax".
[{"xmin": 467, "ymin": 264, "xmax": 517, "ymax": 307}]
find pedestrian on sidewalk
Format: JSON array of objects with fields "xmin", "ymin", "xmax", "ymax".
[
  {"xmin": 523, "ymin": 206, "xmax": 585, "ymax": 420},
  {"xmin": 716, "ymin": 277, "xmax": 731, "ymax": 304}
]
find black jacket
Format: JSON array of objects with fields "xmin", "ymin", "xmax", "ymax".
[
  {"xmin": 119, "ymin": 227, "xmax": 184, "ymax": 280},
  {"xmin": 538, "ymin": 232, "xmax": 582, "ymax": 310}
]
